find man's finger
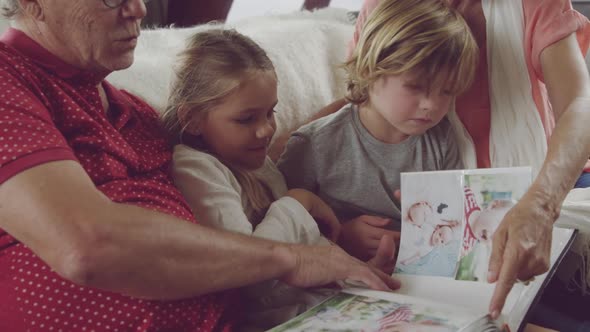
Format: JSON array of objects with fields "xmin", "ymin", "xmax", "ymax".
[
  {"xmin": 489, "ymin": 245, "xmax": 520, "ymax": 319},
  {"xmin": 374, "ymin": 268, "xmax": 401, "ymax": 290},
  {"xmin": 350, "ymin": 269, "xmax": 390, "ymax": 291},
  {"xmin": 393, "ymin": 189, "xmax": 401, "ymax": 202},
  {"xmin": 488, "ymin": 227, "xmax": 507, "ymax": 283}
]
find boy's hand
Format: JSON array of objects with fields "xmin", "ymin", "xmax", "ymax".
[
  {"xmin": 286, "ymin": 189, "xmax": 341, "ymax": 242},
  {"xmin": 394, "ymin": 189, "xmax": 401, "ymax": 202},
  {"xmin": 368, "ymin": 234, "xmax": 397, "ymax": 274},
  {"xmin": 337, "ymin": 215, "xmax": 400, "ymax": 261}
]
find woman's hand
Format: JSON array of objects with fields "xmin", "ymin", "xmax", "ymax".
[
  {"xmin": 487, "ymin": 194, "xmax": 554, "ymax": 319},
  {"xmin": 337, "ymin": 215, "xmax": 400, "ymax": 261},
  {"xmin": 286, "ymin": 189, "xmax": 341, "ymax": 242}
]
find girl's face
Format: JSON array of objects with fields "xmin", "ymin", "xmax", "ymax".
[
  {"xmin": 365, "ymin": 72, "xmax": 453, "ymax": 143},
  {"xmin": 197, "ymin": 70, "xmax": 278, "ymax": 170}
]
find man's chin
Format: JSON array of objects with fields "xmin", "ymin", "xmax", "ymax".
[{"xmin": 110, "ymin": 54, "xmax": 135, "ymax": 72}]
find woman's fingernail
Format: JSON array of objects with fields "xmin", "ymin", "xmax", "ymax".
[
  {"xmin": 490, "ymin": 310, "xmax": 500, "ymax": 320},
  {"xmin": 487, "ymin": 270, "xmax": 498, "ymax": 282}
]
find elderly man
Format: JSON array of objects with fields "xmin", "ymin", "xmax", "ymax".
[{"xmin": 0, "ymin": 0, "xmax": 398, "ymax": 331}]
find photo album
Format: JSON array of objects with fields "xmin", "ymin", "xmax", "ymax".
[{"xmin": 269, "ymin": 167, "xmax": 576, "ymax": 332}]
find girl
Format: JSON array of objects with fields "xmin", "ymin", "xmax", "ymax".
[{"xmin": 160, "ymin": 29, "xmax": 340, "ymax": 330}]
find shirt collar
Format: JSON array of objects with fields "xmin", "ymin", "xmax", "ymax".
[{"xmin": 0, "ymin": 28, "xmax": 105, "ymax": 85}]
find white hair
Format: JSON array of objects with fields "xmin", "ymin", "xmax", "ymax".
[{"xmin": 1, "ymin": 0, "xmax": 20, "ymax": 19}]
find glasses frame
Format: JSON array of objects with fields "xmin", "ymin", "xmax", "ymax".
[{"xmin": 103, "ymin": 0, "xmax": 151, "ymax": 9}]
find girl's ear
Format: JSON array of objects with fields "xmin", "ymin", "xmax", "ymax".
[{"xmin": 177, "ymin": 106, "xmax": 201, "ymax": 136}]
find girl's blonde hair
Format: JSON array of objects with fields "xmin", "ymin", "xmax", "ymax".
[
  {"xmin": 345, "ymin": 0, "xmax": 479, "ymax": 104},
  {"xmin": 161, "ymin": 29, "xmax": 276, "ymax": 223}
]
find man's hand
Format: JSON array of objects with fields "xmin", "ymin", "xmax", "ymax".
[
  {"xmin": 280, "ymin": 243, "xmax": 401, "ymax": 291},
  {"xmin": 487, "ymin": 196, "xmax": 554, "ymax": 319},
  {"xmin": 338, "ymin": 215, "xmax": 400, "ymax": 261}
]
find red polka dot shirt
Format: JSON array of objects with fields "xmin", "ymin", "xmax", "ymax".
[{"xmin": 0, "ymin": 28, "xmax": 236, "ymax": 332}]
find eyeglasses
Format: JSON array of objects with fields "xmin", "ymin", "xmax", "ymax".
[{"xmin": 103, "ymin": 0, "xmax": 152, "ymax": 9}]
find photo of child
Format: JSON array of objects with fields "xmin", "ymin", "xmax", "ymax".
[
  {"xmin": 456, "ymin": 171, "xmax": 530, "ymax": 281},
  {"xmin": 396, "ymin": 172, "xmax": 464, "ymax": 277}
]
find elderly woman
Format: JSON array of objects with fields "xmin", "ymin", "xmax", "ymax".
[
  {"xmin": 0, "ymin": 1, "xmax": 399, "ymax": 331},
  {"xmin": 342, "ymin": 0, "xmax": 590, "ymax": 321}
]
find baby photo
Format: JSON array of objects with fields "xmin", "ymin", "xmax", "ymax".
[
  {"xmin": 456, "ymin": 172, "xmax": 529, "ymax": 281},
  {"xmin": 396, "ymin": 172, "xmax": 464, "ymax": 277}
]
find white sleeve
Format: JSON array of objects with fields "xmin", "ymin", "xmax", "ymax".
[
  {"xmin": 255, "ymin": 196, "xmax": 322, "ymax": 245},
  {"xmin": 172, "ymin": 147, "xmax": 254, "ymax": 235},
  {"xmin": 172, "ymin": 146, "xmax": 322, "ymax": 245}
]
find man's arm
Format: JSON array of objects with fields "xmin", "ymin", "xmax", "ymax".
[
  {"xmin": 488, "ymin": 33, "xmax": 590, "ymax": 318},
  {"xmin": 0, "ymin": 160, "xmax": 398, "ymax": 300}
]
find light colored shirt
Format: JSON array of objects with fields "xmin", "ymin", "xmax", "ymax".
[
  {"xmin": 172, "ymin": 145, "xmax": 332, "ymax": 330},
  {"xmin": 172, "ymin": 144, "xmax": 323, "ymax": 244}
]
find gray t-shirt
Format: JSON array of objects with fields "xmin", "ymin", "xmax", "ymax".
[{"xmin": 277, "ymin": 104, "xmax": 463, "ymax": 230}]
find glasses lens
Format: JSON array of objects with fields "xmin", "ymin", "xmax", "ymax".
[
  {"xmin": 104, "ymin": 0, "xmax": 123, "ymax": 8},
  {"xmin": 104, "ymin": 0, "xmax": 151, "ymax": 8}
]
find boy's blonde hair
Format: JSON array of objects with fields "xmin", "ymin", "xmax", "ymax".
[
  {"xmin": 161, "ymin": 29, "xmax": 276, "ymax": 223},
  {"xmin": 346, "ymin": 0, "xmax": 478, "ymax": 105}
]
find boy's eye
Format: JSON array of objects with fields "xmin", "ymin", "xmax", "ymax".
[
  {"xmin": 405, "ymin": 84, "xmax": 423, "ymax": 91},
  {"xmin": 442, "ymin": 90, "xmax": 453, "ymax": 96}
]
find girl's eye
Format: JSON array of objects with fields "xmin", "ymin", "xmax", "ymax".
[
  {"xmin": 235, "ymin": 116, "xmax": 254, "ymax": 124},
  {"xmin": 267, "ymin": 109, "xmax": 277, "ymax": 118},
  {"xmin": 442, "ymin": 90, "xmax": 453, "ymax": 96}
]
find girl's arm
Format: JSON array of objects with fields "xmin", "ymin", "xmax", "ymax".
[
  {"xmin": 172, "ymin": 147, "xmax": 324, "ymax": 245},
  {"xmin": 489, "ymin": 32, "xmax": 590, "ymax": 318}
]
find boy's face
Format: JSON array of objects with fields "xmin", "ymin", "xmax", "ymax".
[
  {"xmin": 368, "ymin": 71, "xmax": 454, "ymax": 141},
  {"xmin": 197, "ymin": 70, "xmax": 278, "ymax": 170}
]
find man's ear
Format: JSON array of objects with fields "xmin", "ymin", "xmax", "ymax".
[{"xmin": 18, "ymin": 0, "xmax": 44, "ymax": 21}]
